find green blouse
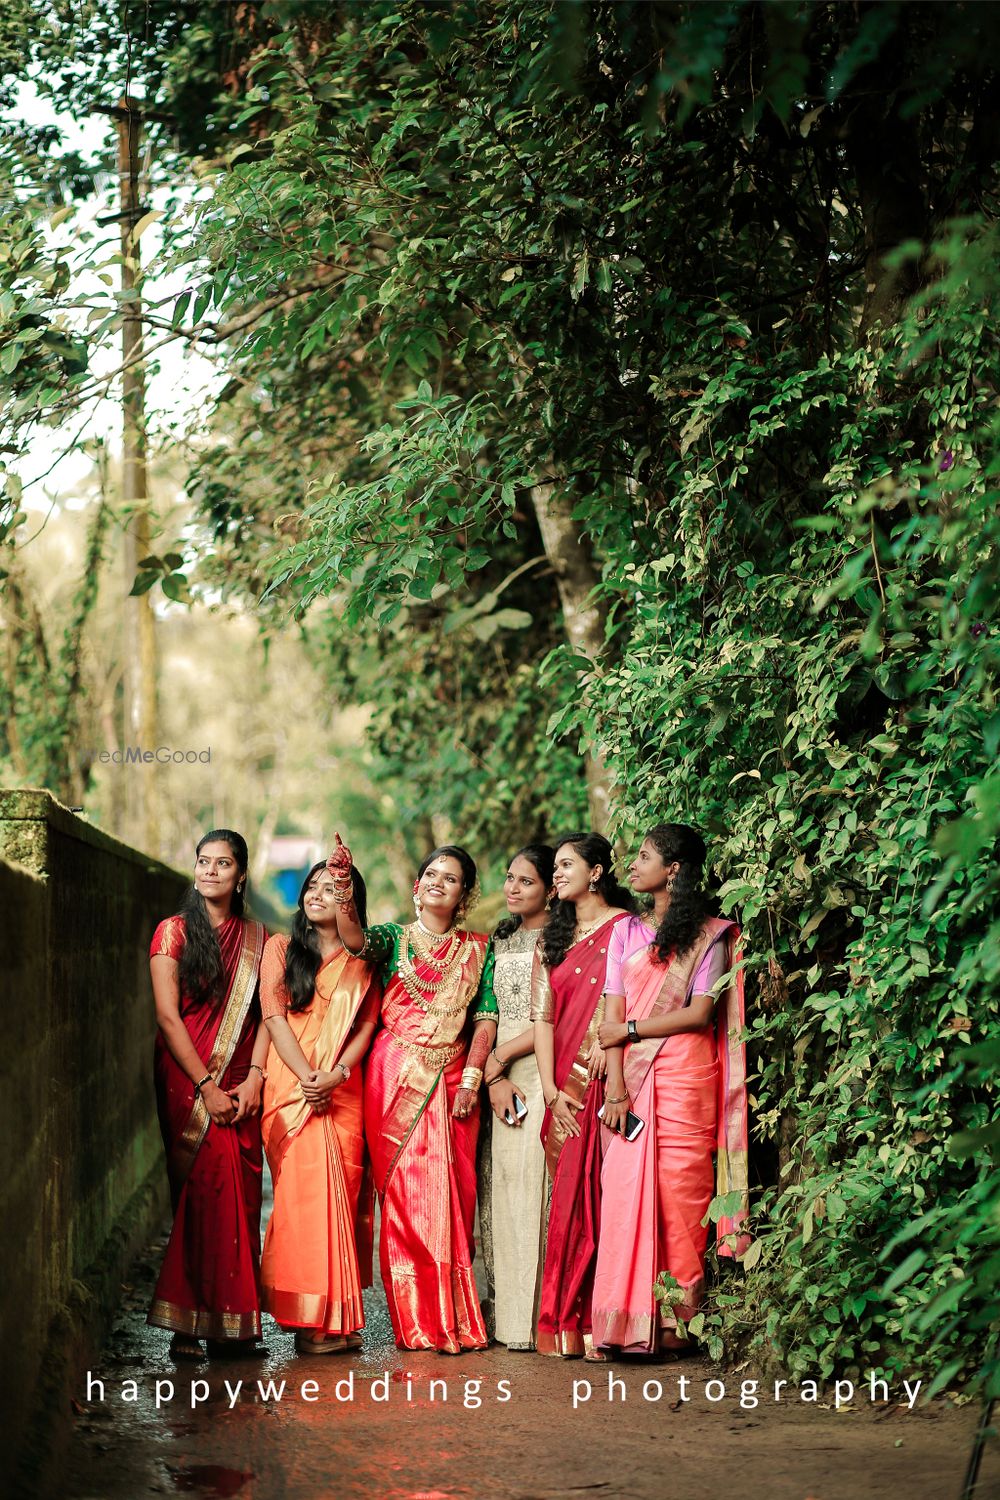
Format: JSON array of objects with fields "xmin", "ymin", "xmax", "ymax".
[{"xmin": 361, "ymin": 922, "xmax": 498, "ymax": 1024}]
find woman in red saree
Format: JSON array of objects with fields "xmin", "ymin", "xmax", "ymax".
[
  {"xmin": 531, "ymin": 832, "xmax": 635, "ymax": 1358},
  {"xmin": 592, "ymin": 823, "xmax": 750, "ymax": 1355},
  {"xmin": 148, "ymin": 829, "xmax": 269, "ymax": 1360},
  {"xmin": 328, "ymin": 836, "xmax": 498, "ymax": 1354},
  {"xmin": 260, "ymin": 861, "xmax": 380, "ymax": 1353}
]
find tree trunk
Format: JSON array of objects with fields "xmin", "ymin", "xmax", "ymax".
[
  {"xmin": 842, "ymin": 25, "xmax": 927, "ymax": 337},
  {"xmin": 529, "ymin": 481, "xmax": 614, "ymax": 831}
]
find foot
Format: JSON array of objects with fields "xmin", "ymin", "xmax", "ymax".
[
  {"xmin": 584, "ymin": 1348, "xmax": 609, "ymax": 1363},
  {"xmin": 169, "ymin": 1334, "xmax": 204, "ymax": 1362},
  {"xmin": 295, "ymin": 1333, "xmax": 348, "ymax": 1355},
  {"xmin": 206, "ymin": 1338, "xmax": 267, "ymax": 1359}
]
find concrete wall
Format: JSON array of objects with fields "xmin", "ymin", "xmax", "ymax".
[{"xmin": 0, "ymin": 790, "xmax": 187, "ymax": 1499}]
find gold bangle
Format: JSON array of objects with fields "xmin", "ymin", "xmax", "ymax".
[
  {"xmin": 604, "ymin": 1093, "xmax": 629, "ymax": 1105},
  {"xmin": 546, "ymin": 1090, "xmax": 561, "ymax": 1110},
  {"xmin": 460, "ymin": 1067, "xmax": 483, "ymax": 1091}
]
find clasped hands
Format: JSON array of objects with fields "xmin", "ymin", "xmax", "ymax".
[
  {"xmin": 299, "ymin": 1068, "xmax": 345, "ymax": 1114},
  {"xmin": 203, "ymin": 1074, "xmax": 262, "ymax": 1126}
]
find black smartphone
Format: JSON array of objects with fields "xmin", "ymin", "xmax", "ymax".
[
  {"xmin": 597, "ymin": 1103, "xmax": 646, "ymax": 1141},
  {"xmin": 503, "ymin": 1094, "xmax": 529, "ymax": 1125}
]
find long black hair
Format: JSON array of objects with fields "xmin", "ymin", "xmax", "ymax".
[
  {"xmin": 540, "ymin": 831, "xmax": 636, "ymax": 969},
  {"xmin": 494, "ymin": 843, "xmax": 555, "ymax": 941},
  {"xmin": 285, "ymin": 860, "xmax": 369, "ymax": 1012},
  {"xmin": 644, "ymin": 822, "xmax": 714, "ymax": 963},
  {"xmin": 177, "ymin": 828, "xmax": 249, "ymax": 1007}
]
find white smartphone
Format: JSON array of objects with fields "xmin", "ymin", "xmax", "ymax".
[
  {"xmin": 597, "ymin": 1103, "xmax": 645, "ymax": 1141},
  {"xmin": 504, "ymin": 1094, "xmax": 529, "ymax": 1125}
]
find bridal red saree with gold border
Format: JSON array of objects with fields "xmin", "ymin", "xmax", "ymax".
[{"xmin": 361, "ymin": 922, "xmax": 497, "ymax": 1353}]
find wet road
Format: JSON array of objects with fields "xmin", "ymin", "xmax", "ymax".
[{"xmin": 66, "ymin": 1175, "xmax": 998, "ymax": 1500}]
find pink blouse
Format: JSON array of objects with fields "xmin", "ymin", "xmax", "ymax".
[{"xmin": 604, "ymin": 915, "xmax": 727, "ymax": 997}]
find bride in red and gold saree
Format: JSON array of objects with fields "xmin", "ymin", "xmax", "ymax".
[
  {"xmin": 147, "ymin": 830, "xmax": 269, "ymax": 1359},
  {"xmin": 328, "ymin": 837, "xmax": 498, "ymax": 1354}
]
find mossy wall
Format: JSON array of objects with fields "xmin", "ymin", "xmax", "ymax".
[{"xmin": 0, "ymin": 790, "xmax": 187, "ymax": 1498}]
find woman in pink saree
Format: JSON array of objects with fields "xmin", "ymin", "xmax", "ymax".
[
  {"xmin": 592, "ymin": 823, "xmax": 749, "ymax": 1355},
  {"xmin": 328, "ymin": 836, "xmax": 498, "ymax": 1354}
]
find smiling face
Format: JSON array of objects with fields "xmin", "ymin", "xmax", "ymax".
[
  {"xmin": 503, "ymin": 854, "xmax": 550, "ymax": 919},
  {"xmin": 629, "ymin": 837, "xmax": 676, "ymax": 894},
  {"xmin": 417, "ymin": 855, "xmax": 466, "ymax": 921},
  {"xmin": 302, "ymin": 869, "xmax": 340, "ymax": 928},
  {"xmin": 194, "ymin": 839, "xmax": 243, "ymax": 908},
  {"xmin": 552, "ymin": 843, "xmax": 601, "ymax": 905}
]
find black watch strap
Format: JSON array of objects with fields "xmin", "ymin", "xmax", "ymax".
[{"xmin": 627, "ymin": 1019, "xmax": 639, "ymax": 1042}]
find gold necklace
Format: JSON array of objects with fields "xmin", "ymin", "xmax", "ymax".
[
  {"xmin": 398, "ymin": 925, "xmax": 472, "ymax": 1013},
  {"xmin": 408, "ymin": 921, "xmax": 461, "ymax": 967},
  {"xmin": 573, "ymin": 909, "xmax": 612, "ymax": 944}
]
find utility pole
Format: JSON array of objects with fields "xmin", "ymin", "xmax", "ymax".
[{"xmin": 96, "ymin": 96, "xmax": 160, "ymax": 854}]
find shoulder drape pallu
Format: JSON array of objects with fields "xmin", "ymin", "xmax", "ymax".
[
  {"xmin": 591, "ymin": 916, "xmax": 750, "ymax": 1353},
  {"xmin": 259, "ymin": 936, "xmax": 381, "ymax": 1337},
  {"xmin": 361, "ymin": 923, "xmax": 497, "ymax": 1354},
  {"xmin": 148, "ymin": 914, "xmax": 267, "ymax": 1341},
  {"xmin": 531, "ymin": 913, "xmax": 630, "ymax": 1358}
]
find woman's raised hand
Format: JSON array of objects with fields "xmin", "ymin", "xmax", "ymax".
[{"xmin": 326, "ymin": 831, "xmax": 353, "ymax": 879}]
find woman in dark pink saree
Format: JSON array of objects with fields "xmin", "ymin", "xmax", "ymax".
[
  {"xmin": 592, "ymin": 824, "xmax": 749, "ymax": 1355},
  {"xmin": 531, "ymin": 832, "xmax": 635, "ymax": 1358}
]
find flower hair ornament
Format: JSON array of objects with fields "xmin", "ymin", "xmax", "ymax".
[{"xmin": 454, "ymin": 879, "xmax": 482, "ymax": 926}]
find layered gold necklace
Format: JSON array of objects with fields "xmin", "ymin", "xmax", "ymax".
[{"xmin": 398, "ymin": 921, "xmax": 471, "ymax": 1015}]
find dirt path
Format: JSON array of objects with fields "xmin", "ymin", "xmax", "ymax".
[{"xmin": 65, "ymin": 1203, "xmax": 999, "ymax": 1500}]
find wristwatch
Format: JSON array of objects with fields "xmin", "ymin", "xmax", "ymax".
[{"xmin": 627, "ymin": 1019, "xmax": 639, "ymax": 1042}]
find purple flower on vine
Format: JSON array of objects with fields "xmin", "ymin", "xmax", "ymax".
[
  {"xmin": 970, "ymin": 622, "xmax": 987, "ymax": 639},
  {"xmin": 938, "ymin": 449, "xmax": 955, "ymax": 472}
]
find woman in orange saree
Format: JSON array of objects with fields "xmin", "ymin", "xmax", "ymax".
[
  {"xmin": 148, "ymin": 830, "xmax": 269, "ymax": 1360},
  {"xmin": 532, "ymin": 832, "xmax": 634, "ymax": 1358},
  {"xmin": 328, "ymin": 836, "xmax": 498, "ymax": 1354},
  {"xmin": 260, "ymin": 861, "xmax": 380, "ymax": 1353},
  {"xmin": 592, "ymin": 823, "xmax": 750, "ymax": 1355}
]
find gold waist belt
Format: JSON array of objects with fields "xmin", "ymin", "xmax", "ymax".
[{"xmin": 385, "ymin": 1028, "xmax": 464, "ymax": 1069}]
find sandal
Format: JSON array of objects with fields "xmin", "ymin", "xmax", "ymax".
[
  {"xmin": 169, "ymin": 1334, "xmax": 204, "ymax": 1362},
  {"xmin": 295, "ymin": 1333, "xmax": 348, "ymax": 1355}
]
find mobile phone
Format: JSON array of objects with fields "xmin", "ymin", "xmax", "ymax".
[
  {"xmin": 598, "ymin": 1103, "xmax": 646, "ymax": 1141},
  {"xmin": 503, "ymin": 1094, "xmax": 529, "ymax": 1125}
]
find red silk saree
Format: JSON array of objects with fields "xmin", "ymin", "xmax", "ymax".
[
  {"xmin": 148, "ymin": 914, "xmax": 267, "ymax": 1340},
  {"xmin": 259, "ymin": 935, "xmax": 380, "ymax": 1336},
  {"xmin": 362, "ymin": 923, "xmax": 496, "ymax": 1353},
  {"xmin": 531, "ymin": 913, "xmax": 630, "ymax": 1358}
]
